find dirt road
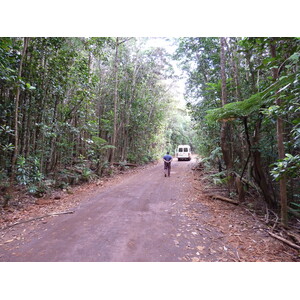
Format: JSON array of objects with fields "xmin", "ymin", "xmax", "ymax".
[{"xmin": 0, "ymin": 157, "xmax": 298, "ymax": 262}]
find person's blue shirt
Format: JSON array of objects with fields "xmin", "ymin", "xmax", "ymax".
[{"xmin": 163, "ymin": 154, "xmax": 173, "ymax": 161}]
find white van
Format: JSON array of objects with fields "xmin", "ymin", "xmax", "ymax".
[{"xmin": 176, "ymin": 145, "xmax": 192, "ymax": 161}]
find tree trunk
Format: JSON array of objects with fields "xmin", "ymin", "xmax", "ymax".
[
  {"xmin": 278, "ymin": 119, "xmax": 288, "ymax": 226},
  {"xmin": 109, "ymin": 37, "xmax": 119, "ymax": 163},
  {"xmin": 245, "ymin": 50, "xmax": 257, "ymax": 93},
  {"xmin": 6, "ymin": 37, "xmax": 29, "ymax": 207},
  {"xmin": 251, "ymin": 117, "xmax": 277, "ymax": 207},
  {"xmin": 231, "ymin": 38, "xmax": 242, "ymax": 101},
  {"xmin": 270, "ymin": 39, "xmax": 288, "ymax": 227},
  {"xmin": 220, "ymin": 37, "xmax": 233, "ymax": 194},
  {"xmin": 122, "ymin": 60, "xmax": 139, "ymax": 161},
  {"xmin": 11, "ymin": 37, "xmax": 29, "ymax": 175},
  {"xmin": 48, "ymin": 96, "xmax": 59, "ymax": 173}
]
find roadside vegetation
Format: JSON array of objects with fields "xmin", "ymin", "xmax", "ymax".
[
  {"xmin": 0, "ymin": 37, "xmax": 192, "ymax": 206},
  {"xmin": 1, "ymin": 37, "xmax": 299, "ymax": 234},
  {"xmin": 174, "ymin": 37, "xmax": 300, "ymax": 229}
]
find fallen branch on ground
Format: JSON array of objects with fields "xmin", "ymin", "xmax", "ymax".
[
  {"xmin": 244, "ymin": 207, "xmax": 259, "ymax": 222},
  {"xmin": 202, "ymin": 188, "xmax": 228, "ymax": 194},
  {"xmin": 1, "ymin": 210, "xmax": 75, "ymax": 231},
  {"xmin": 282, "ymin": 229, "xmax": 300, "ymax": 245},
  {"xmin": 265, "ymin": 205, "xmax": 270, "ymax": 224},
  {"xmin": 267, "ymin": 231, "xmax": 300, "ymax": 250},
  {"xmin": 207, "ymin": 194, "xmax": 239, "ymax": 205},
  {"xmin": 193, "ymin": 187, "xmax": 202, "ymax": 192},
  {"xmin": 112, "ymin": 162, "xmax": 137, "ymax": 167},
  {"xmin": 271, "ymin": 212, "xmax": 279, "ymax": 232}
]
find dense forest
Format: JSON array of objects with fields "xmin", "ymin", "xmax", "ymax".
[
  {"xmin": 175, "ymin": 37, "xmax": 300, "ymax": 227},
  {"xmin": 0, "ymin": 37, "xmax": 299, "ymax": 228},
  {"xmin": 0, "ymin": 37, "xmax": 193, "ymax": 206}
]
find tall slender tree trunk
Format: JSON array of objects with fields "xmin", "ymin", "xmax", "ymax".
[
  {"xmin": 121, "ymin": 60, "xmax": 139, "ymax": 161},
  {"xmin": 245, "ymin": 50, "xmax": 257, "ymax": 93},
  {"xmin": 48, "ymin": 96, "xmax": 59, "ymax": 173},
  {"xmin": 277, "ymin": 112, "xmax": 288, "ymax": 226},
  {"xmin": 231, "ymin": 38, "xmax": 242, "ymax": 101},
  {"xmin": 6, "ymin": 37, "xmax": 29, "ymax": 207},
  {"xmin": 109, "ymin": 37, "xmax": 119, "ymax": 163},
  {"xmin": 220, "ymin": 37, "xmax": 233, "ymax": 195},
  {"xmin": 270, "ymin": 39, "xmax": 288, "ymax": 227},
  {"xmin": 220, "ymin": 38, "xmax": 233, "ymax": 192}
]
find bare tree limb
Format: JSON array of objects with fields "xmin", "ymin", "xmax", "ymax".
[
  {"xmin": 282, "ymin": 229, "xmax": 300, "ymax": 245},
  {"xmin": 265, "ymin": 205, "xmax": 270, "ymax": 224},
  {"xmin": 1, "ymin": 211, "xmax": 75, "ymax": 231},
  {"xmin": 112, "ymin": 162, "xmax": 137, "ymax": 167},
  {"xmin": 208, "ymin": 194, "xmax": 239, "ymax": 205},
  {"xmin": 267, "ymin": 231, "xmax": 300, "ymax": 250}
]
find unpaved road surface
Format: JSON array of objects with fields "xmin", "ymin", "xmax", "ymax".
[{"xmin": 0, "ymin": 157, "xmax": 298, "ymax": 262}]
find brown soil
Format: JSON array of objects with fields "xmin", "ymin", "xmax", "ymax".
[{"xmin": 0, "ymin": 157, "xmax": 299, "ymax": 262}]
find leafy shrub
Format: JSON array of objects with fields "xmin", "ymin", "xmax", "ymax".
[
  {"xmin": 81, "ymin": 168, "xmax": 95, "ymax": 182},
  {"xmin": 210, "ymin": 171, "xmax": 229, "ymax": 185},
  {"xmin": 0, "ymin": 168, "xmax": 8, "ymax": 182},
  {"xmin": 16, "ymin": 156, "xmax": 44, "ymax": 187},
  {"xmin": 15, "ymin": 156, "xmax": 46, "ymax": 195},
  {"xmin": 200, "ymin": 147, "xmax": 222, "ymax": 169},
  {"xmin": 270, "ymin": 154, "xmax": 300, "ymax": 181}
]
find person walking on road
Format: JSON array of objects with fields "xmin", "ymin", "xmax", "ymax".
[{"xmin": 163, "ymin": 151, "xmax": 173, "ymax": 177}]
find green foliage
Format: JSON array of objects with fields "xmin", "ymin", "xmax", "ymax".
[
  {"xmin": 292, "ymin": 120, "xmax": 300, "ymax": 148},
  {"xmin": 16, "ymin": 156, "xmax": 44, "ymax": 188},
  {"xmin": 270, "ymin": 154, "xmax": 300, "ymax": 181},
  {"xmin": 163, "ymin": 100, "xmax": 195, "ymax": 154},
  {"xmin": 200, "ymin": 147, "xmax": 222, "ymax": 169},
  {"xmin": 206, "ymin": 71, "xmax": 297, "ymax": 123},
  {"xmin": 206, "ymin": 93, "xmax": 263, "ymax": 122},
  {"xmin": 81, "ymin": 168, "xmax": 94, "ymax": 182},
  {"xmin": 209, "ymin": 171, "xmax": 229, "ymax": 185},
  {"xmin": 1, "ymin": 37, "xmax": 171, "ymax": 177},
  {"xmin": 0, "ymin": 168, "xmax": 9, "ymax": 183},
  {"xmin": 290, "ymin": 201, "xmax": 300, "ymax": 214},
  {"xmin": 175, "ymin": 36, "xmax": 300, "ymax": 207},
  {"xmin": 0, "ymin": 38, "xmax": 19, "ymax": 84}
]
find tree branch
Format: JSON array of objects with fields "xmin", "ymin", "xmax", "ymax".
[
  {"xmin": 1, "ymin": 211, "xmax": 75, "ymax": 231},
  {"xmin": 267, "ymin": 231, "xmax": 300, "ymax": 250}
]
